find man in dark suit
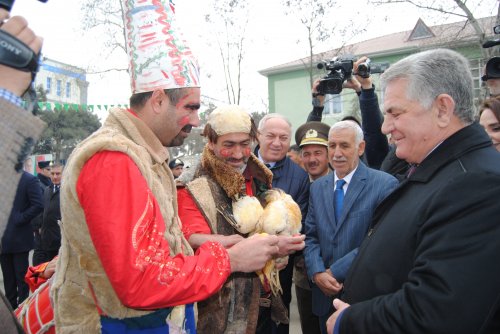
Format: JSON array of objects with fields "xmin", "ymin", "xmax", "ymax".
[
  {"xmin": 304, "ymin": 121, "xmax": 397, "ymax": 333},
  {"xmin": 31, "ymin": 160, "xmax": 53, "ymax": 266},
  {"xmin": 328, "ymin": 49, "xmax": 500, "ymax": 333},
  {"xmin": 1, "ymin": 171, "xmax": 44, "ymax": 308},
  {"xmin": 255, "ymin": 113, "xmax": 310, "ymax": 334},
  {"xmin": 39, "ymin": 163, "xmax": 63, "ymax": 263}
]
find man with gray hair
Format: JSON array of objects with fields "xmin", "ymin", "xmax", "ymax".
[
  {"xmin": 304, "ymin": 120, "xmax": 397, "ymax": 333},
  {"xmin": 328, "ymin": 49, "xmax": 500, "ymax": 333},
  {"xmin": 255, "ymin": 113, "xmax": 310, "ymax": 334}
]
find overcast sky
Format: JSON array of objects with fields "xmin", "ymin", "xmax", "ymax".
[{"xmin": 10, "ymin": 0, "xmax": 498, "ymax": 120}]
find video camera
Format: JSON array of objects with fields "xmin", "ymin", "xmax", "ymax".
[
  {"xmin": 0, "ymin": 0, "xmax": 47, "ymax": 113},
  {"xmin": 316, "ymin": 56, "xmax": 389, "ymax": 95},
  {"xmin": 0, "ymin": 0, "xmax": 47, "ymax": 12},
  {"xmin": 482, "ymin": 24, "xmax": 500, "ymax": 82},
  {"xmin": 0, "ymin": 0, "xmax": 47, "ymax": 74}
]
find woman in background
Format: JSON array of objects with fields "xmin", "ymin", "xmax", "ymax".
[{"xmin": 479, "ymin": 97, "xmax": 500, "ymax": 152}]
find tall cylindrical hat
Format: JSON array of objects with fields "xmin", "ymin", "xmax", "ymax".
[{"xmin": 121, "ymin": 0, "xmax": 200, "ymax": 93}]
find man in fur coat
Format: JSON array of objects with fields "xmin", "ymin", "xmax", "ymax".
[
  {"xmin": 50, "ymin": 2, "xmax": 281, "ymax": 333},
  {"xmin": 178, "ymin": 105, "xmax": 306, "ymax": 333}
]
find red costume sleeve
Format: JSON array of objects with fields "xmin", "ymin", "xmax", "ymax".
[
  {"xmin": 25, "ymin": 261, "xmax": 50, "ymax": 292},
  {"xmin": 76, "ymin": 151, "xmax": 230, "ymax": 309},
  {"xmin": 177, "ymin": 188, "xmax": 212, "ymax": 240}
]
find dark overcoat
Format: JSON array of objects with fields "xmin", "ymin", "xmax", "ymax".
[
  {"xmin": 340, "ymin": 123, "xmax": 500, "ymax": 333},
  {"xmin": 1, "ymin": 171, "xmax": 43, "ymax": 253},
  {"xmin": 40, "ymin": 185, "xmax": 61, "ymax": 251}
]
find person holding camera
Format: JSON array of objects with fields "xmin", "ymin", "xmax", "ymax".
[
  {"xmin": 309, "ymin": 56, "xmax": 402, "ymax": 173},
  {"xmin": 0, "ymin": 8, "xmax": 45, "ymax": 334},
  {"xmin": 0, "ymin": 8, "xmax": 44, "ymax": 225},
  {"xmin": 482, "ymin": 56, "xmax": 500, "ymax": 98}
]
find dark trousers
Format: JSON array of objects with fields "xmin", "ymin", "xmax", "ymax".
[
  {"xmin": 319, "ymin": 312, "xmax": 333, "ymax": 334},
  {"xmin": 256, "ymin": 255, "xmax": 295, "ymax": 334},
  {"xmin": 296, "ymin": 285, "xmax": 321, "ymax": 334},
  {"xmin": 0, "ymin": 252, "xmax": 30, "ymax": 309}
]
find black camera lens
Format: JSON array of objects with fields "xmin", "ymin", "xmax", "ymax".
[
  {"xmin": 324, "ymin": 79, "xmax": 343, "ymax": 94},
  {"xmin": 357, "ymin": 63, "xmax": 370, "ymax": 78},
  {"xmin": 318, "ymin": 72, "xmax": 345, "ymax": 95}
]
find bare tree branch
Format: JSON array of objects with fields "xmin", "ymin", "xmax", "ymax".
[
  {"xmin": 373, "ymin": 0, "xmax": 497, "ymax": 58},
  {"xmin": 372, "ymin": 0, "xmax": 467, "ymax": 18}
]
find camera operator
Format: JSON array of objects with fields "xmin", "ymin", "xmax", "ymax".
[
  {"xmin": 482, "ymin": 57, "xmax": 500, "ymax": 98},
  {"xmin": 0, "ymin": 9, "xmax": 44, "ymax": 333},
  {"xmin": 309, "ymin": 56, "xmax": 396, "ymax": 171},
  {"xmin": 0, "ymin": 9, "xmax": 44, "ymax": 226}
]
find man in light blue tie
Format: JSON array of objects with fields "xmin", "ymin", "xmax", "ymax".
[{"xmin": 304, "ymin": 120, "xmax": 398, "ymax": 333}]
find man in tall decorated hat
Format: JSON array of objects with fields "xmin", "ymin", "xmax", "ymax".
[
  {"xmin": 49, "ymin": 2, "xmax": 281, "ymax": 333},
  {"xmin": 177, "ymin": 105, "xmax": 306, "ymax": 333}
]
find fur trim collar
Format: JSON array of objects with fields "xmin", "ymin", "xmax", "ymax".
[{"xmin": 199, "ymin": 145, "xmax": 273, "ymax": 199}]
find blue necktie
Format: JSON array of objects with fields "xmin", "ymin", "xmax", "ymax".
[{"xmin": 334, "ymin": 179, "xmax": 346, "ymax": 222}]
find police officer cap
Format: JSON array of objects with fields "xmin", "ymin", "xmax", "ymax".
[
  {"xmin": 169, "ymin": 159, "xmax": 184, "ymax": 169},
  {"xmin": 38, "ymin": 161, "xmax": 51, "ymax": 169},
  {"xmin": 295, "ymin": 121, "xmax": 330, "ymax": 147}
]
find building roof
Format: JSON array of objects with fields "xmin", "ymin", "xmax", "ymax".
[{"xmin": 259, "ymin": 16, "xmax": 496, "ymax": 76}]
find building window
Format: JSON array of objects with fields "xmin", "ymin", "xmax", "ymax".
[
  {"xmin": 66, "ymin": 82, "xmax": 71, "ymax": 98},
  {"xmin": 323, "ymin": 94, "xmax": 342, "ymax": 114},
  {"xmin": 56, "ymin": 80, "xmax": 61, "ymax": 97},
  {"xmin": 469, "ymin": 58, "xmax": 484, "ymax": 105},
  {"xmin": 46, "ymin": 77, "xmax": 51, "ymax": 94}
]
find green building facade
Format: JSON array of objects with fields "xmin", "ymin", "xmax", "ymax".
[{"xmin": 259, "ymin": 17, "xmax": 495, "ymax": 136}]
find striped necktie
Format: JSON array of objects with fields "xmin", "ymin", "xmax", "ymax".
[{"xmin": 334, "ymin": 179, "xmax": 346, "ymax": 222}]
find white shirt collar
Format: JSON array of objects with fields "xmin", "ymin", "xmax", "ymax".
[
  {"xmin": 257, "ymin": 150, "xmax": 276, "ymax": 168},
  {"xmin": 334, "ymin": 165, "xmax": 358, "ymax": 190}
]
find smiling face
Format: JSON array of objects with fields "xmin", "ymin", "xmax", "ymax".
[
  {"xmin": 328, "ymin": 128, "xmax": 364, "ymax": 179},
  {"xmin": 480, "ymin": 108, "xmax": 500, "ymax": 152},
  {"xmin": 301, "ymin": 144, "xmax": 329, "ymax": 180},
  {"xmin": 257, "ymin": 117, "xmax": 291, "ymax": 163},
  {"xmin": 209, "ymin": 132, "xmax": 253, "ymax": 170},
  {"xmin": 381, "ymin": 78, "xmax": 443, "ymax": 164}
]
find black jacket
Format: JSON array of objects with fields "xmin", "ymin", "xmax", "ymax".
[
  {"xmin": 40, "ymin": 185, "xmax": 61, "ymax": 251},
  {"xmin": 340, "ymin": 123, "xmax": 500, "ymax": 333},
  {"xmin": 1, "ymin": 172, "xmax": 43, "ymax": 253},
  {"xmin": 31, "ymin": 173, "xmax": 52, "ymax": 233},
  {"xmin": 37, "ymin": 173, "xmax": 52, "ymax": 189}
]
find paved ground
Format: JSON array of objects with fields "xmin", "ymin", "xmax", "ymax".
[{"xmin": 0, "ymin": 253, "xmax": 304, "ymax": 333}]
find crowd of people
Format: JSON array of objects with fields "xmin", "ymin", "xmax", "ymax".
[{"xmin": 1, "ymin": 2, "xmax": 500, "ymax": 334}]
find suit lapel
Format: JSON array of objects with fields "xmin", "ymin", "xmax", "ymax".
[
  {"xmin": 333, "ymin": 163, "xmax": 367, "ymax": 235},
  {"xmin": 321, "ymin": 174, "xmax": 336, "ymax": 228}
]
